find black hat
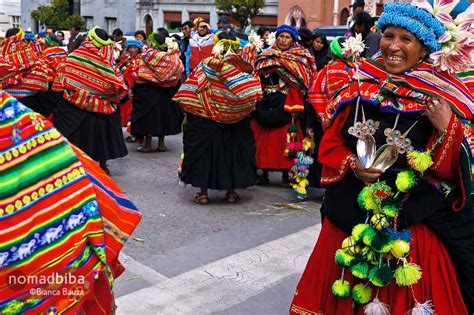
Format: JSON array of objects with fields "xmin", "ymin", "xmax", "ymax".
[{"xmin": 350, "ymin": 0, "xmax": 365, "ymax": 8}]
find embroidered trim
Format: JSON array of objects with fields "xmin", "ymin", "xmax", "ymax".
[
  {"xmin": 321, "ymin": 154, "xmax": 354, "ymax": 184},
  {"xmin": 432, "ymin": 118, "xmax": 458, "ymax": 171},
  {"xmin": 290, "ymin": 304, "xmax": 322, "ymax": 315}
]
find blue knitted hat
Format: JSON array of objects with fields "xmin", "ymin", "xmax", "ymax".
[
  {"xmin": 125, "ymin": 39, "xmax": 144, "ymax": 50},
  {"xmin": 276, "ymin": 24, "xmax": 299, "ymax": 42},
  {"xmin": 377, "ymin": 3, "xmax": 446, "ymax": 53}
]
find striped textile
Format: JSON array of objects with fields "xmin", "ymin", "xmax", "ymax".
[
  {"xmin": 173, "ymin": 53, "xmax": 263, "ymax": 124},
  {"xmin": 326, "ymin": 57, "xmax": 474, "ymax": 188},
  {"xmin": 307, "ymin": 59, "xmax": 355, "ymax": 126},
  {"xmin": 1, "ymin": 35, "xmax": 49, "ymax": 99},
  {"xmin": 63, "ymin": 41, "xmax": 127, "ymax": 114},
  {"xmin": 458, "ymin": 66, "xmax": 474, "ymax": 98},
  {"xmin": 0, "ymin": 92, "xmax": 141, "ymax": 314},
  {"xmin": 255, "ymin": 44, "xmax": 315, "ymax": 97},
  {"xmin": 41, "ymin": 46, "xmax": 67, "ymax": 92},
  {"xmin": 137, "ymin": 48, "xmax": 183, "ymax": 87}
]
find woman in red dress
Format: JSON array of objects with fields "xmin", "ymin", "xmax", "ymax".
[
  {"xmin": 291, "ymin": 2, "xmax": 474, "ymax": 314},
  {"xmin": 251, "ymin": 25, "xmax": 315, "ymax": 186}
]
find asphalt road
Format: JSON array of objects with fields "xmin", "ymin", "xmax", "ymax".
[{"xmin": 108, "ymin": 133, "xmax": 324, "ymax": 315}]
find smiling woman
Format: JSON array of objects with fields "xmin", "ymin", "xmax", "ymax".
[
  {"xmin": 380, "ymin": 27, "xmax": 428, "ymax": 75},
  {"xmin": 290, "ymin": 1, "xmax": 474, "ymax": 314}
]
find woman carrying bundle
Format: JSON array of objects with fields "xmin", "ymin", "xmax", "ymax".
[
  {"xmin": 53, "ymin": 26, "xmax": 128, "ymax": 174},
  {"xmin": 131, "ymin": 28, "xmax": 184, "ymax": 153},
  {"xmin": 173, "ymin": 29, "xmax": 263, "ymax": 205}
]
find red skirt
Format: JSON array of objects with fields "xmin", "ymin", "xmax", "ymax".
[
  {"xmin": 250, "ymin": 119, "xmax": 303, "ymax": 170},
  {"xmin": 119, "ymin": 98, "xmax": 132, "ymax": 127},
  {"xmin": 290, "ymin": 220, "xmax": 468, "ymax": 315}
]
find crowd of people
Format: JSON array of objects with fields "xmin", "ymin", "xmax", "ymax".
[{"xmin": 1, "ymin": 0, "xmax": 474, "ymax": 313}]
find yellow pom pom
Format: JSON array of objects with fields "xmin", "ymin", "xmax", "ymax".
[
  {"xmin": 391, "ymin": 239, "xmax": 410, "ymax": 258},
  {"xmin": 341, "ymin": 236, "xmax": 360, "ymax": 255},
  {"xmin": 395, "ymin": 170, "xmax": 417, "ymax": 192},
  {"xmin": 370, "ymin": 213, "xmax": 390, "ymax": 231},
  {"xmin": 394, "ymin": 262, "xmax": 422, "ymax": 286},
  {"xmin": 407, "ymin": 150, "xmax": 433, "ymax": 174}
]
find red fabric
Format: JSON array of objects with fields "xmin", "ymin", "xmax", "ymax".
[
  {"xmin": 290, "ymin": 220, "xmax": 468, "ymax": 315},
  {"xmin": 318, "ymin": 105, "xmax": 355, "ymax": 185},
  {"xmin": 119, "ymin": 98, "xmax": 132, "ymax": 127},
  {"xmin": 250, "ymin": 119, "xmax": 303, "ymax": 170},
  {"xmin": 189, "ymin": 44, "xmax": 213, "ymax": 73}
]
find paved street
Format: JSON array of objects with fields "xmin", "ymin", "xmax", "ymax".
[{"xmin": 108, "ymin": 133, "xmax": 324, "ymax": 315}]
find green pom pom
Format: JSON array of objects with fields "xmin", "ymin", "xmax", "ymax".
[
  {"xmin": 394, "ymin": 263, "xmax": 422, "ymax": 286},
  {"xmin": 352, "ymin": 224, "xmax": 370, "ymax": 242},
  {"xmin": 370, "ymin": 232, "xmax": 393, "ymax": 253},
  {"xmin": 352, "ymin": 283, "xmax": 373, "ymax": 304},
  {"xmin": 361, "ymin": 247, "xmax": 379, "ymax": 264},
  {"xmin": 362, "ymin": 226, "xmax": 377, "ymax": 247},
  {"xmin": 357, "ymin": 187, "xmax": 381, "ymax": 212},
  {"xmin": 332, "ymin": 279, "xmax": 351, "ymax": 298},
  {"xmin": 395, "ymin": 170, "xmax": 417, "ymax": 192},
  {"xmin": 350, "ymin": 262, "xmax": 370, "ymax": 279},
  {"xmin": 381, "ymin": 204, "xmax": 400, "ymax": 217},
  {"xmin": 335, "ymin": 249, "xmax": 355, "ymax": 267},
  {"xmin": 368, "ymin": 265, "xmax": 394, "ymax": 287},
  {"xmin": 407, "ymin": 150, "xmax": 433, "ymax": 174}
]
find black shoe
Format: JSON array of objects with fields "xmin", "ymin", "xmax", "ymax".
[
  {"xmin": 281, "ymin": 172, "xmax": 290, "ymax": 188},
  {"xmin": 256, "ymin": 175, "xmax": 269, "ymax": 185}
]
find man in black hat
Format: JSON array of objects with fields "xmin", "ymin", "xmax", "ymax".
[{"xmin": 347, "ymin": 0, "xmax": 366, "ymax": 28}]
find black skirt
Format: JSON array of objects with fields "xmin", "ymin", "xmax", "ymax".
[
  {"xmin": 131, "ymin": 83, "xmax": 184, "ymax": 137},
  {"xmin": 20, "ymin": 94, "xmax": 54, "ymax": 118},
  {"xmin": 181, "ymin": 114, "xmax": 257, "ymax": 190},
  {"xmin": 52, "ymin": 98, "xmax": 127, "ymax": 162}
]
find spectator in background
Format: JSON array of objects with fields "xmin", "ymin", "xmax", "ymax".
[
  {"xmin": 311, "ymin": 32, "xmax": 331, "ymax": 71},
  {"xmin": 67, "ymin": 24, "xmax": 85, "ymax": 53},
  {"xmin": 179, "ymin": 21, "xmax": 194, "ymax": 78},
  {"xmin": 134, "ymin": 30, "xmax": 147, "ymax": 43},
  {"xmin": 351, "ymin": 11, "xmax": 381, "ymax": 58},
  {"xmin": 257, "ymin": 26, "xmax": 271, "ymax": 50},
  {"xmin": 45, "ymin": 26, "xmax": 55, "ymax": 36},
  {"xmin": 298, "ymin": 28, "xmax": 314, "ymax": 51},
  {"xmin": 347, "ymin": 0, "xmax": 365, "ymax": 29},
  {"xmin": 185, "ymin": 19, "xmax": 214, "ymax": 74},
  {"xmin": 112, "ymin": 28, "xmax": 127, "ymax": 50},
  {"xmin": 56, "ymin": 31, "xmax": 66, "ymax": 46}
]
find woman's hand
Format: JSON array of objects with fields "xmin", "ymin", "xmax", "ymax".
[
  {"xmin": 353, "ymin": 158, "xmax": 384, "ymax": 186},
  {"xmin": 426, "ymin": 98, "xmax": 452, "ymax": 133}
]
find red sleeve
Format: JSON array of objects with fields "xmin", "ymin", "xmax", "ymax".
[
  {"xmin": 426, "ymin": 114, "xmax": 466, "ymax": 211},
  {"xmin": 319, "ymin": 105, "xmax": 356, "ymax": 185}
]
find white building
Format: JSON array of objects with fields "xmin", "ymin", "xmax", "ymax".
[
  {"xmin": 136, "ymin": 0, "xmax": 278, "ymax": 34},
  {"xmin": 0, "ymin": 0, "xmax": 21, "ymax": 36}
]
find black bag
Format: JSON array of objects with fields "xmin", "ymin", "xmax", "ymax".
[{"xmin": 254, "ymin": 91, "xmax": 291, "ymax": 128}]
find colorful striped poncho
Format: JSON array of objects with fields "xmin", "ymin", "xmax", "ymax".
[
  {"xmin": 63, "ymin": 41, "xmax": 127, "ymax": 114},
  {"xmin": 41, "ymin": 46, "xmax": 67, "ymax": 92},
  {"xmin": 0, "ymin": 91, "xmax": 141, "ymax": 314},
  {"xmin": 173, "ymin": 53, "xmax": 263, "ymax": 124},
  {"xmin": 307, "ymin": 59, "xmax": 355, "ymax": 127},
  {"xmin": 137, "ymin": 47, "xmax": 183, "ymax": 87},
  {"xmin": 1, "ymin": 35, "xmax": 49, "ymax": 99},
  {"xmin": 255, "ymin": 44, "xmax": 315, "ymax": 97}
]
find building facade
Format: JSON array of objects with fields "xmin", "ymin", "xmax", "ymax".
[
  {"xmin": 136, "ymin": 0, "xmax": 278, "ymax": 35},
  {"xmin": 21, "ymin": 0, "xmax": 135, "ymax": 33},
  {"xmin": 0, "ymin": 0, "xmax": 20, "ymax": 36},
  {"xmin": 278, "ymin": 0, "xmax": 385, "ymax": 30}
]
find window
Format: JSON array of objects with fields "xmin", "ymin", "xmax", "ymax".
[
  {"xmin": 10, "ymin": 16, "xmax": 20, "ymax": 28},
  {"xmin": 84, "ymin": 16, "xmax": 94, "ymax": 30},
  {"xmin": 106, "ymin": 18, "xmax": 117, "ymax": 34}
]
